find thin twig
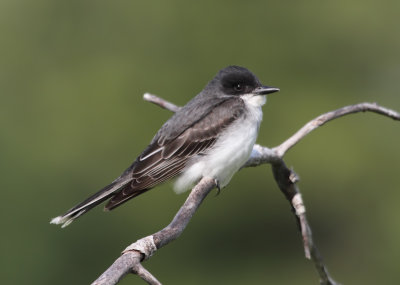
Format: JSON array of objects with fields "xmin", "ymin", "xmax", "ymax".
[
  {"xmin": 274, "ymin": 102, "xmax": 400, "ymax": 157},
  {"xmin": 143, "ymin": 93, "xmax": 181, "ymax": 112},
  {"xmin": 133, "ymin": 257, "xmax": 162, "ymax": 285},
  {"xmin": 270, "ymin": 159, "xmax": 339, "ymax": 284}
]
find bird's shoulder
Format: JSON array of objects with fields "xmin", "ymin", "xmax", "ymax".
[{"xmin": 154, "ymin": 94, "xmax": 245, "ymax": 145}]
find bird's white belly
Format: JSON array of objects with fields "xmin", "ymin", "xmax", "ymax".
[{"xmin": 174, "ymin": 95, "xmax": 265, "ymax": 193}]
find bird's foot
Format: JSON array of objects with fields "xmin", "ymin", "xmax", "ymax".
[{"xmin": 214, "ymin": 179, "xmax": 221, "ymax": 196}]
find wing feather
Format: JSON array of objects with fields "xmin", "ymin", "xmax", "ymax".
[{"xmin": 105, "ymin": 97, "xmax": 246, "ymax": 210}]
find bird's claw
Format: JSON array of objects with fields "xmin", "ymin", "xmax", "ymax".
[{"xmin": 214, "ymin": 179, "xmax": 221, "ymax": 196}]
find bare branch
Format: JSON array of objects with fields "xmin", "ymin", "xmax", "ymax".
[
  {"xmin": 152, "ymin": 177, "xmax": 217, "ymax": 247},
  {"xmin": 93, "ymin": 94, "xmax": 399, "ymax": 285},
  {"xmin": 270, "ymin": 159, "xmax": 339, "ymax": 284},
  {"xmin": 92, "ymin": 251, "xmax": 160, "ymax": 285},
  {"xmin": 92, "ymin": 177, "xmax": 216, "ymax": 285},
  {"xmin": 274, "ymin": 102, "xmax": 400, "ymax": 157},
  {"xmin": 143, "ymin": 93, "xmax": 181, "ymax": 112}
]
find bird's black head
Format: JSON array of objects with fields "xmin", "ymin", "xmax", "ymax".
[{"xmin": 207, "ymin": 66, "xmax": 279, "ymax": 96}]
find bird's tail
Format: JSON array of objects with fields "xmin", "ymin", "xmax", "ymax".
[{"xmin": 50, "ymin": 176, "xmax": 132, "ymax": 228}]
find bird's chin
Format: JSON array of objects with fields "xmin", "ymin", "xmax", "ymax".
[{"xmin": 241, "ymin": 94, "xmax": 267, "ymax": 107}]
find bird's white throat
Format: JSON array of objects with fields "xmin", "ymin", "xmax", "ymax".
[{"xmin": 241, "ymin": 93, "xmax": 267, "ymax": 107}]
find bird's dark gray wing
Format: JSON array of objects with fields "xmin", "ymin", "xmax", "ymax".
[
  {"xmin": 104, "ymin": 96, "xmax": 245, "ymax": 210},
  {"xmin": 152, "ymin": 91, "xmax": 231, "ymax": 143}
]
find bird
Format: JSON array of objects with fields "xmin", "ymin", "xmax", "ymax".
[{"xmin": 51, "ymin": 66, "xmax": 279, "ymax": 227}]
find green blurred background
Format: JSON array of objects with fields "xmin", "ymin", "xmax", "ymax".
[{"xmin": 1, "ymin": 0, "xmax": 399, "ymax": 284}]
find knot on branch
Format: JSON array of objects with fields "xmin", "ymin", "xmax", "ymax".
[
  {"xmin": 123, "ymin": 236, "xmax": 157, "ymax": 260},
  {"xmin": 292, "ymin": 193, "xmax": 306, "ymax": 216},
  {"xmin": 289, "ymin": 169, "xmax": 300, "ymax": 183}
]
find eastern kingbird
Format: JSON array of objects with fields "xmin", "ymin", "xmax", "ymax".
[{"xmin": 51, "ymin": 66, "xmax": 279, "ymax": 227}]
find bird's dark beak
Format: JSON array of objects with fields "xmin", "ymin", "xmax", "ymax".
[{"xmin": 252, "ymin": 86, "xmax": 280, "ymax": 95}]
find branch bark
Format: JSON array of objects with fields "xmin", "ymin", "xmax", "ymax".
[{"xmin": 92, "ymin": 94, "xmax": 400, "ymax": 285}]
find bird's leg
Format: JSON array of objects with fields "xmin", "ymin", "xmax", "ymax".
[{"xmin": 214, "ymin": 178, "xmax": 221, "ymax": 196}]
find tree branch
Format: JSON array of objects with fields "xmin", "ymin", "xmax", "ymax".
[
  {"xmin": 92, "ymin": 94, "xmax": 400, "ymax": 285},
  {"xmin": 274, "ymin": 102, "xmax": 400, "ymax": 157},
  {"xmin": 92, "ymin": 177, "xmax": 216, "ymax": 285}
]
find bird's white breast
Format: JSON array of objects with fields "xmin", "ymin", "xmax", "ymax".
[{"xmin": 174, "ymin": 94, "xmax": 266, "ymax": 193}]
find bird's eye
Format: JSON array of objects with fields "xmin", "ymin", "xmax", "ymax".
[{"xmin": 233, "ymin": 83, "xmax": 243, "ymax": 92}]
